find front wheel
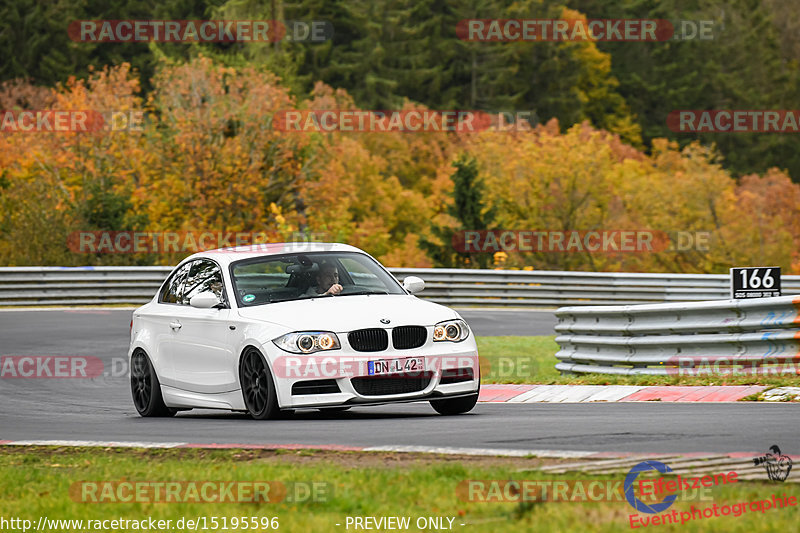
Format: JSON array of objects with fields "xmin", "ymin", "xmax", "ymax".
[
  {"xmin": 430, "ymin": 392, "xmax": 479, "ymax": 415},
  {"xmin": 130, "ymin": 350, "xmax": 176, "ymax": 417},
  {"xmin": 240, "ymin": 347, "xmax": 280, "ymax": 420}
]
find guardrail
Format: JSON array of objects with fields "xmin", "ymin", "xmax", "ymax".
[
  {"xmin": 554, "ymin": 296, "xmax": 800, "ymax": 375},
  {"xmin": 0, "ymin": 267, "xmax": 173, "ymax": 306},
  {"xmin": 1, "ymin": 266, "xmax": 800, "ymax": 307},
  {"xmin": 392, "ymin": 269, "xmax": 800, "ymax": 306}
]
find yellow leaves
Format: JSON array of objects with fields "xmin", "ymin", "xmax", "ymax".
[
  {"xmin": 0, "ymin": 56, "xmax": 793, "ymax": 272},
  {"xmin": 379, "ymin": 234, "xmax": 433, "ymax": 268},
  {"xmin": 461, "ymin": 118, "xmax": 799, "ymax": 273},
  {"xmin": 269, "ymin": 203, "xmax": 286, "ymax": 225}
]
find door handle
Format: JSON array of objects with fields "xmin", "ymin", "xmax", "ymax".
[{"xmin": 169, "ymin": 321, "xmax": 182, "ymax": 330}]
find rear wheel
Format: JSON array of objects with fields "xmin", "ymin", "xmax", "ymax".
[
  {"xmin": 130, "ymin": 350, "xmax": 176, "ymax": 417},
  {"xmin": 430, "ymin": 392, "xmax": 479, "ymax": 415},
  {"xmin": 240, "ymin": 347, "xmax": 280, "ymax": 420}
]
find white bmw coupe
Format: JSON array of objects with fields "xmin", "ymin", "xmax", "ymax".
[{"xmin": 129, "ymin": 243, "xmax": 480, "ymax": 419}]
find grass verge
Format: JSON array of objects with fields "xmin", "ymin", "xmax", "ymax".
[
  {"xmin": 1, "ymin": 447, "xmax": 796, "ymax": 533},
  {"xmin": 477, "ymin": 336, "xmax": 800, "ymax": 388}
]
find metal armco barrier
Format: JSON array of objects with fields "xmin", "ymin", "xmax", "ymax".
[
  {"xmin": 0, "ymin": 266, "xmax": 173, "ymax": 306},
  {"xmin": 1, "ymin": 266, "xmax": 800, "ymax": 307},
  {"xmin": 393, "ymin": 269, "xmax": 800, "ymax": 306},
  {"xmin": 555, "ymin": 296, "xmax": 800, "ymax": 375}
]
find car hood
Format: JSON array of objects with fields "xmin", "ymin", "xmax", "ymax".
[{"xmin": 236, "ymin": 294, "xmax": 458, "ymax": 332}]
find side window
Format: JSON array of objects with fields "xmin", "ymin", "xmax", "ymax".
[
  {"xmin": 181, "ymin": 260, "xmax": 225, "ymax": 305},
  {"xmin": 159, "ymin": 262, "xmax": 192, "ymax": 304}
]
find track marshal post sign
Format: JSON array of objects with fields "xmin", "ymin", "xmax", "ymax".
[{"xmin": 730, "ymin": 267, "xmax": 781, "ymax": 299}]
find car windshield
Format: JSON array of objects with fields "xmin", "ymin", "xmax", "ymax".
[{"xmin": 230, "ymin": 251, "xmax": 405, "ymax": 307}]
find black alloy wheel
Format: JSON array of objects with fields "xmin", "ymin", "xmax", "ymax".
[
  {"xmin": 130, "ymin": 350, "xmax": 175, "ymax": 417},
  {"xmin": 240, "ymin": 347, "xmax": 280, "ymax": 420}
]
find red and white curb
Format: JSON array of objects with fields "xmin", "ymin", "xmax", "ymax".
[{"xmin": 478, "ymin": 384, "xmax": 766, "ymax": 403}]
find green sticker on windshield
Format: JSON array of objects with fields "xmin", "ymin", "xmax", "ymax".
[{"xmin": 242, "ymin": 294, "xmax": 255, "ymax": 303}]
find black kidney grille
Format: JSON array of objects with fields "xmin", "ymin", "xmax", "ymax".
[
  {"xmin": 348, "ymin": 328, "xmax": 389, "ymax": 352},
  {"xmin": 351, "ymin": 372, "xmax": 433, "ymax": 396},
  {"xmin": 392, "ymin": 326, "xmax": 427, "ymax": 350}
]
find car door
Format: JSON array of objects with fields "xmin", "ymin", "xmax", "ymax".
[
  {"xmin": 141, "ymin": 260, "xmax": 193, "ymax": 388},
  {"xmin": 168, "ymin": 259, "xmax": 238, "ymax": 394}
]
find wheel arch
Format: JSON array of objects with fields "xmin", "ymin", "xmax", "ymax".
[
  {"xmin": 238, "ymin": 343, "xmax": 272, "ymax": 372},
  {"xmin": 237, "ymin": 344, "xmax": 284, "ymax": 409}
]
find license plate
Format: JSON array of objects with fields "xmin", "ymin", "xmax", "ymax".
[{"xmin": 368, "ymin": 357, "xmax": 424, "ymax": 376}]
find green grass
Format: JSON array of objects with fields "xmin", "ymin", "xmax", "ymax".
[
  {"xmin": 477, "ymin": 336, "xmax": 800, "ymax": 388},
  {"xmin": 477, "ymin": 336, "xmax": 562, "ymax": 383},
  {"xmin": 1, "ymin": 447, "xmax": 797, "ymax": 533}
]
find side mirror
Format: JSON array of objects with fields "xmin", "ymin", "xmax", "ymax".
[
  {"xmin": 190, "ymin": 291, "xmax": 223, "ymax": 309},
  {"xmin": 403, "ymin": 276, "xmax": 425, "ymax": 294}
]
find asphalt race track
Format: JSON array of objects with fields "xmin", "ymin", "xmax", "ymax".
[
  {"xmin": 457, "ymin": 308, "xmax": 558, "ymax": 336},
  {"xmin": 0, "ymin": 308, "xmax": 797, "ymax": 454}
]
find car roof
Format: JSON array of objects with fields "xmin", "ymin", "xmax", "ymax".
[{"xmin": 182, "ymin": 242, "xmax": 367, "ymax": 267}]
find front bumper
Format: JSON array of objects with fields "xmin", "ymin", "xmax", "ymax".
[{"xmin": 264, "ymin": 341, "xmax": 480, "ymax": 409}]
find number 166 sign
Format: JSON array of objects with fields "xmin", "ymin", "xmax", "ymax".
[{"xmin": 730, "ymin": 267, "xmax": 781, "ymax": 299}]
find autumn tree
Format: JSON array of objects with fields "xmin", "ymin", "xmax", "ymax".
[{"xmin": 422, "ymin": 155, "xmax": 496, "ymax": 268}]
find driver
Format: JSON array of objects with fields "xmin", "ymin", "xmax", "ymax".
[{"xmin": 306, "ymin": 260, "xmax": 343, "ymax": 296}]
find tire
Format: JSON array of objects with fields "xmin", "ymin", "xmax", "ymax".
[
  {"xmin": 239, "ymin": 347, "xmax": 280, "ymax": 420},
  {"xmin": 130, "ymin": 350, "xmax": 176, "ymax": 417},
  {"xmin": 430, "ymin": 391, "xmax": 479, "ymax": 415}
]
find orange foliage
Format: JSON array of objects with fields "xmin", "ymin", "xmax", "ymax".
[{"xmin": 0, "ymin": 58, "xmax": 797, "ymax": 273}]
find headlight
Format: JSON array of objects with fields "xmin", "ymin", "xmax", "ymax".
[
  {"xmin": 433, "ymin": 319, "xmax": 470, "ymax": 342},
  {"xmin": 273, "ymin": 332, "xmax": 341, "ymax": 354}
]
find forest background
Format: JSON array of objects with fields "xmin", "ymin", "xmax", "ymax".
[{"xmin": 1, "ymin": 0, "xmax": 799, "ymax": 272}]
